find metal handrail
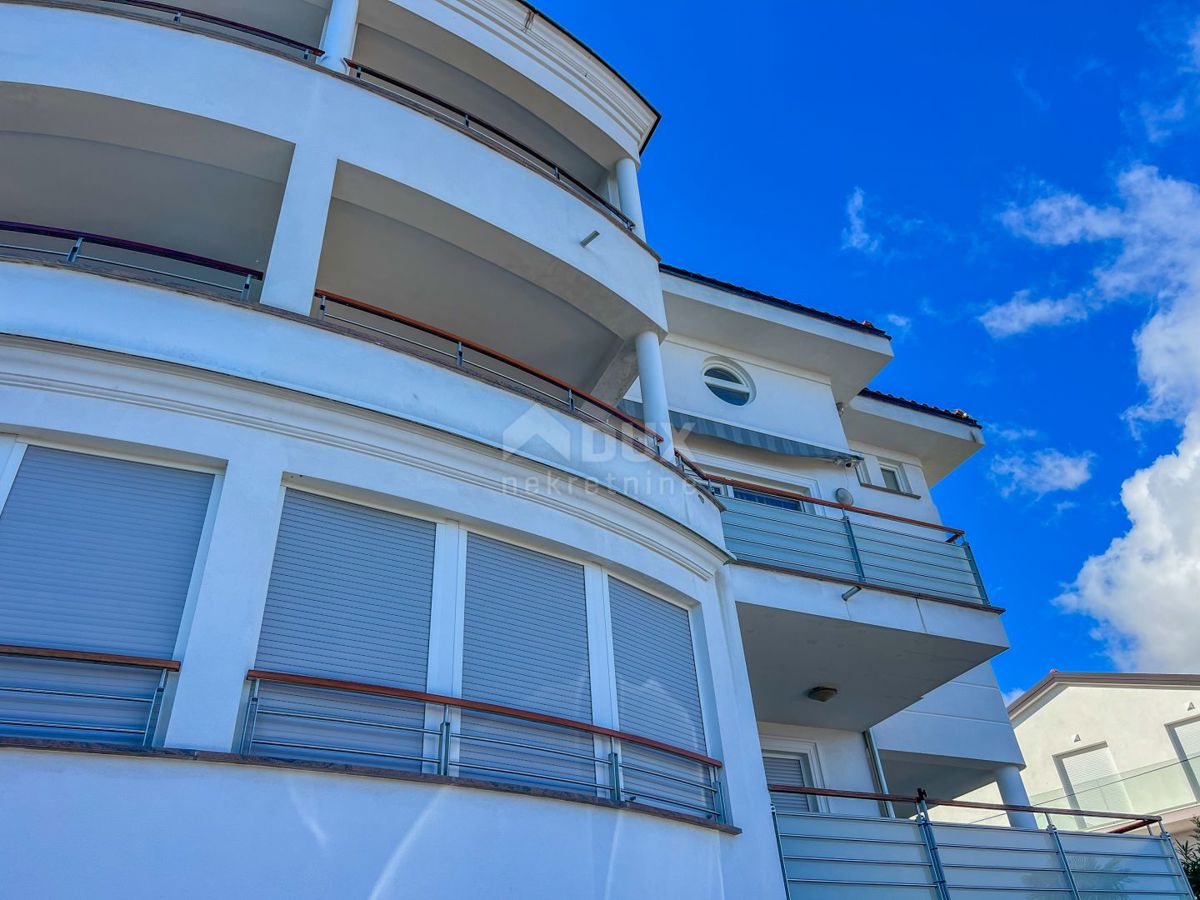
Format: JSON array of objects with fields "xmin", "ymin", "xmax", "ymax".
[
  {"xmin": 690, "ymin": 464, "xmax": 966, "ymax": 542},
  {"xmin": 314, "ymin": 290, "xmax": 663, "ymax": 454},
  {"xmin": 242, "ymin": 670, "xmax": 725, "ymax": 822},
  {"xmin": 767, "ymin": 784, "xmax": 1164, "ymax": 834},
  {"xmin": 0, "ymin": 220, "xmax": 263, "ymax": 300},
  {"xmin": 0, "ymin": 643, "xmax": 181, "ymax": 671},
  {"xmin": 75, "ymin": 0, "xmax": 324, "ymax": 58},
  {"xmin": 0, "ymin": 644, "xmax": 178, "ymax": 747},
  {"xmin": 342, "ymin": 58, "xmax": 636, "ymax": 232}
]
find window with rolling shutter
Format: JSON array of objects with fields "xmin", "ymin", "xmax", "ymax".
[
  {"xmin": 0, "ymin": 446, "xmax": 214, "ymax": 657},
  {"xmin": 459, "ymin": 533, "xmax": 593, "ymax": 793},
  {"xmin": 246, "ymin": 490, "xmax": 437, "ymax": 769},
  {"xmin": 608, "ymin": 578, "xmax": 710, "ymax": 815},
  {"xmin": 0, "ymin": 445, "xmax": 213, "ymax": 744},
  {"xmin": 764, "ymin": 752, "xmax": 819, "ymax": 814},
  {"xmin": 1059, "ymin": 744, "xmax": 1130, "ymax": 825}
]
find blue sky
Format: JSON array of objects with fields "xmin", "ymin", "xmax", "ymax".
[{"xmin": 538, "ymin": 1, "xmax": 1200, "ymax": 697}]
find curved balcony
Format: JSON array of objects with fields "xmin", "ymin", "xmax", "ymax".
[
  {"xmin": 242, "ymin": 669, "xmax": 726, "ymax": 824},
  {"xmin": 11, "ymin": 0, "xmax": 643, "ymax": 236},
  {"xmin": 0, "ymin": 645, "xmax": 726, "ymax": 826},
  {"xmin": 0, "ymin": 220, "xmax": 658, "ymax": 452}
]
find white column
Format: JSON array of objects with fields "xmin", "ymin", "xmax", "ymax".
[
  {"xmin": 614, "ymin": 156, "xmax": 647, "ymax": 241},
  {"xmin": 996, "ymin": 764, "xmax": 1038, "ymax": 828},
  {"xmin": 258, "ymin": 143, "xmax": 338, "ymax": 316},
  {"xmin": 163, "ymin": 455, "xmax": 287, "ymax": 751},
  {"xmin": 319, "ymin": 0, "xmax": 358, "ymax": 71},
  {"xmin": 634, "ymin": 330, "xmax": 675, "ymax": 459}
]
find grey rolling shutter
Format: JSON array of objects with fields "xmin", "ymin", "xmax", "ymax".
[
  {"xmin": 459, "ymin": 534, "xmax": 593, "ymax": 792},
  {"xmin": 0, "ymin": 446, "xmax": 213, "ymax": 657},
  {"xmin": 247, "ymin": 491, "xmax": 436, "ymax": 770},
  {"xmin": 609, "ymin": 578, "xmax": 705, "ymax": 752},
  {"xmin": 255, "ymin": 490, "xmax": 435, "ymax": 688},
  {"xmin": 608, "ymin": 578, "xmax": 711, "ymax": 816},
  {"xmin": 1173, "ymin": 719, "xmax": 1200, "ymax": 795},
  {"xmin": 1060, "ymin": 745, "xmax": 1130, "ymax": 825},
  {"xmin": 764, "ymin": 753, "xmax": 818, "ymax": 814}
]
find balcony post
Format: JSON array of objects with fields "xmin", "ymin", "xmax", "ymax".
[
  {"xmin": 319, "ymin": 0, "xmax": 358, "ymax": 71},
  {"xmin": 996, "ymin": 765, "xmax": 1039, "ymax": 828},
  {"xmin": 614, "ymin": 157, "xmax": 647, "ymax": 240},
  {"xmin": 259, "ymin": 144, "xmax": 338, "ymax": 316},
  {"xmin": 633, "ymin": 330, "xmax": 674, "ymax": 459}
]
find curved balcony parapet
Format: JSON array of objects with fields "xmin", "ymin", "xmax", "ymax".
[
  {"xmin": 46, "ymin": 0, "xmax": 324, "ymax": 59},
  {"xmin": 343, "ymin": 59, "xmax": 636, "ymax": 234},
  {"xmin": 242, "ymin": 669, "xmax": 726, "ymax": 824}
]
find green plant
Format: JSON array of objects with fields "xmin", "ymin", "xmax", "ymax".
[{"xmin": 1175, "ymin": 818, "xmax": 1200, "ymax": 894}]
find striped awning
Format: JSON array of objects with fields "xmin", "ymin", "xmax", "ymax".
[{"xmin": 620, "ymin": 401, "xmax": 859, "ymax": 463}]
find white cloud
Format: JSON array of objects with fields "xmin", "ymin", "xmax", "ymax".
[
  {"xmin": 1004, "ymin": 163, "xmax": 1200, "ymax": 671},
  {"xmin": 1058, "ymin": 417, "xmax": 1200, "ymax": 671},
  {"xmin": 841, "ymin": 187, "xmax": 880, "ymax": 255},
  {"xmin": 978, "ymin": 290, "xmax": 1089, "ymax": 337},
  {"xmin": 991, "ymin": 449, "xmax": 1095, "ymax": 498},
  {"xmin": 1136, "ymin": 18, "xmax": 1200, "ymax": 144}
]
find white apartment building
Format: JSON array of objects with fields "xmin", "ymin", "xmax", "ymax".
[
  {"xmin": 955, "ymin": 673, "xmax": 1200, "ymax": 845},
  {"xmin": 0, "ymin": 1, "xmax": 1190, "ymax": 897}
]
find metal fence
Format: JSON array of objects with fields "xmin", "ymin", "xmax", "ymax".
[
  {"xmin": 772, "ymin": 785, "xmax": 1193, "ymax": 899},
  {"xmin": 719, "ymin": 492, "xmax": 988, "ymax": 606},
  {"xmin": 0, "ymin": 220, "xmax": 264, "ymax": 301},
  {"xmin": 315, "ymin": 290, "xmax": 663, "ymax": 455},
  {"xmin": 0, "ymin": 645, "xmax": 177, "ymax": 747},
  {"xmin": 240, "ymin": 670, "xmax": 725, "ymax": 823}
]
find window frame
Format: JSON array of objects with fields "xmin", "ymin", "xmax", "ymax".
[{"xmin": 702, "ymin": 360, "xmax": 754, "ymax": 407}]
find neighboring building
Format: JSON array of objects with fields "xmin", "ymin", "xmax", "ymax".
[
  {"xmin": 995, "ymin": 673, "xmax": 1200, "ymax": 842},
  {"xmin": 0, "ymin": 1, "xmax": 1189, "ymax": 897}
]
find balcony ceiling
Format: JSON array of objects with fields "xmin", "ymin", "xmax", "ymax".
[
  {"xmin": 842, "ymin": 392, "xmax": 984, "ymax": 486},
  {"xmin": 732, "ymin": 565, "xmax": 1008, "ymax": 732},
  {"xmin": 0, "ymin": 85, "xmax": 291, "ymax": 270},
  {"xmin": 661, "ymin": 272, "xmax": 894, "ymax": 404}
]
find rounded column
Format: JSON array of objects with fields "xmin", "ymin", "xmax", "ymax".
[
  {"xmin": 996, "ymin": 765, "xmax": 1038, "ymax": 828},
  {"xmin": 634, "ymin": 330, "xmax": 674, "ymax": 459},
  {"xmin": 319, "ymin": 0, "xmax": 359, "ymax": 71},
  {"xmin": 615, "ymin": 157, "xmax": 647, "ymax": 241}
]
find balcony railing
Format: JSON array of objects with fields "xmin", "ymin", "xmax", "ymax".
[
  {"xmin": 342, "ymin": 59, "xmax": 637, "ymax": 233},
  {"xmin": 241, "ymin": 670, "xmax": 725, "ymax": 823},
  {"xmin": 314, "ymin": 290, "xmax": 664, "ymax": 455},
  {"xmin": 65, "ymin": 0, "xmax": 324, "ymax": 59},
  {"xmin": 687, "ymin": 466, "xmax": 988, "ymax": 607},
  {"xmin": 0, "ymin": 220, "xmax": 264, "ymax": 301},
  {"xmin": 0, "ymin": 644, "xmax": 178, "ymax": 746},
  {"xmin": 962, "ymin": 754, "xmax": 1200, "ymax": 832},
  {"xmin": 770, "ymin": 785, "xmax": 1193, "ymax": 899}
]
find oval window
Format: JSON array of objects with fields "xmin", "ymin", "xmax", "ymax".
[{"xmin": 704, "ymin": 363, "xmax": 753, "ymax": 406}]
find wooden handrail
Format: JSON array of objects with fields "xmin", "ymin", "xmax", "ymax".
[
  {"xmin": 342, "ymin": 59, "xmax": 635, "ymax": 231},
  {"xmin": 0, "ymin": 644, "xmax": 181, "ymax": 671},
  {"xmin": 314, "ymin": 290, "xmax": 663, "ymax": 443},
  {"xmin": 695, "ymin": 463, "xmax": 966, "ymax": 540},
  {"xmin": 0, "ymin": 220, "xmax": 264, "ymax": 279},
  {"xmin": 767, "ymin": 784, "xmax": 1162, "ymax": 830},
  {"xmin": 248, "ymin": 668, "xmax": 720, "ymax": 768},
  {"xmin": 85, "ymin": 0, "xmax": 325, "ymax": 56}
]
